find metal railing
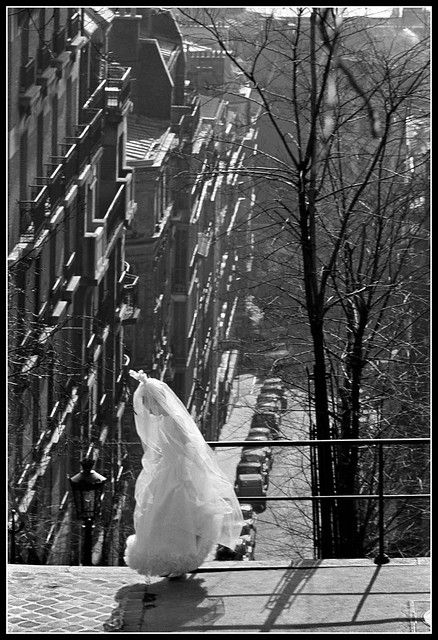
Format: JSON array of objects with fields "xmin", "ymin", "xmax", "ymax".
[
  {"xmin": 74, "ymin": 108, "xmax": 104, "ymax": 168},
  {"xmin": 206, "ymin": 437, "xmax": 430, "ymax": 566},
  {"xmin": 19, "ymin": 184, "xmax": 50, "ymax": 235},
  {"xmin": 106, "ymin": 65, "xmax": 131, "ymax": 111}
]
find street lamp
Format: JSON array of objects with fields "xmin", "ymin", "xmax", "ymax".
[{"xmin": 69, "ymin": 458, "xmax": 107, "ymax": 566}]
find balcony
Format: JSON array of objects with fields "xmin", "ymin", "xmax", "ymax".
[
  {"xmin": 172, "ymin": 93, "xmax": 201, "ymax": 139},
  {"xmin": 119, "ymin": 167, "xmax": 137, "ymax": 226},
  {"xmin": 46, "ymin": 163, "xmax": 64, "ymax": 207},
  {"xmin": 81, "ymin": 80, "xmax": 106, "ymax": 116},
  {"xmin": 18, "ymin": 185, "xmax": 50, "ymax": 236},
  {"xmin": 73, "ymin": 108, "xmax": 104, "ymax": 169},
  {"xmin": 117, "ymin": 263, "xmax": 140, "ymax": 324},
  {"xmin": 60, "ymin": 142, "xmax": 79, "ymax": 189},
  {"xmin": 63, "ymin": 252, "xmax": 77, "ymax": 281},
  {"xmin": 67, "ymin": 12, "xmax": 80, "ymax": 41},
  {"xmin": 83, "ymin": 226, "xmax": 108, "ymax": 285},
  {"xmin": 105, "ymin": 64, "xmax": 131, "ymax": 115},
  {"xmin": 95, "ymin": 181, "xmax": 126, "ymax": 243}
]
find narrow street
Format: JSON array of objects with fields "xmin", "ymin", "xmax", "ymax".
[{"xmin": 214, "ymin": 374, "xmax": 314, "ymax": 561}]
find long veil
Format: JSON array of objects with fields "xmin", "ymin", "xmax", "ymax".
[{"xmin": 128, "ymin": 370, "xmax": 244, "ymax": 553}]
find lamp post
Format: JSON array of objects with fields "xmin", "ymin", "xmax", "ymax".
[{"xmin": 69, "ymin": 458, "xmax": 107, "ymax": 566}]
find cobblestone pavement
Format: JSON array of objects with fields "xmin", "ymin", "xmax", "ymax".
[{"xmin": 8, "ymin": 559, "xmax": 431, "ymax": 633}]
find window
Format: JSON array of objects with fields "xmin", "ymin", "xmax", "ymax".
[
  {"xmin": 118, "ymin": 131, "xmax": 125, "ymax": 177},
  {"xmin": 51, "ymin": 94, "xmax": 58, "ymax": 156},
  {"xmin": 34, "ymin": 255, "xmax": 41, "ymax": 315},
  {"xmin": 20, "ymin": 13, "xmax": 29, "ymax": 64},
  {"xmin": 66, "ymin": 76, "xmax": 73, "ymax": 138},
  {"xmin": 19, "ymin": 130, "xmax": 28, "ymax": 200},
  {"xmin": 36, "ymin": 111, "xmax": 44, "ymax": 178}
]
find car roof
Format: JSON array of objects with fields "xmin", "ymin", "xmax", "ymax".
[
  {"xmin": 236, "ymin": 473, "xmax": 264, "ymax": 481},
  {"xmin": 237, "ymin": 460, "xmax": 262, "ymax": 466},
  {"xmin": 242, "ymin": 446, "xmax": 272, "ymax": 454}
]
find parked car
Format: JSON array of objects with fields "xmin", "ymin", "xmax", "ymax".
[
  {"xmin": 245, "ymin": 433, "xmax": 271, "ymax": 448},
  {"xmin": 241, "ymin": 446, "xmax": 273, "ymax": 470},
  {"xmin": 240, "ymin": 503, "xmax": 255, "ymax": 521},
  {"xmin": 240, "ymin": 519, "xmax": 257, "ymax": 537},
  {"xmin": 263, "ymin": 377, "xmax": 285, "ymax": 388},
  {"xmin": 260, "ymin": 385, "xmax": 288, "ymax": 410},
  {"xmin": 240, "ymin": 528, "xmax": 256, "ymax": 560},
  {"xmin": 251, "ymin": 412, "xmax": 281, "ymax": 439},
  {"xmin": 216, "ymin": 538, "xmax": 247, "ymax": 561},
  {"xmin": 234, "ymin": 473, "xmax": 267, "ymax": 513},
  {"xmin": 246, "ymin": 426, "xmax": 272, "ymax": 440},
  {"xmin": 235, "ymin": 461, "xmax": 269, "ymax": 490},
  {"xmin": 256, "ymin": 400, "xmax": 283, "ymax": 416},
  {"xmin": 216, "ymin": 507, "xmax": 257, "ymax": 561},
  {"xmin": 257, "ymin": 393, "xmax": 286, "ymax": 412}
]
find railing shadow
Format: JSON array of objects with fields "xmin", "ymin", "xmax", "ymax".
[
  {"xmin": 103, "ymin": 575, "xmax": 225, "ymax": 632},
  {"xmin": 260, "ymin": 559, "xmax": 321, "ymax": 632}
]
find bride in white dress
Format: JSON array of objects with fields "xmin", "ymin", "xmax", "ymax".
[{"xmin": 124, "ymin": 370, "xmax": 244, "ymax": 578}]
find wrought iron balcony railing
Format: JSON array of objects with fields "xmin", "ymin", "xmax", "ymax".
[
  {"xmin": 18, "ymin": 185, "xmax": 50, "ymax": 235},
  {"xmin": 60, "ymin": 142, "xmax": 79, "ymax": 188},
  {"xmin": 105, "ymin": 65, "xmax": 131, "ymax": 113},
  {"xmin": 117, "ymin": 262, "xmax": 140, "ymax": 324},
  {"xmin": 94, "ymin": 182, "xmax": 126, "ymax": 244},
  {"xmin": 81, "ymin": 80, "xmax": 106, "ymax": 117},
  {"xmin": 46, "ymin": 163, "xmax": 64, "ymax": 207},
  {"xmin": 74, "ymin": 108, "xmax": 104, "ymax": 169}
]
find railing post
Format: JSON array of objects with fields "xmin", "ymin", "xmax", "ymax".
[
  {"xmin": 10, "ymin": 509, "xmax": 16, "ymax": 564},
  {"xmin": 82, "ymin": 518, "xmax": 94, "ymax": 566},
  {"xmin": 374, "ymin": 442, "xmax": 390, "ymax": 565}
]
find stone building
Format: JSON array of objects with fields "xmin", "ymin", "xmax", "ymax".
[
  {"xmin": 109, "ymin": 8, "xmax": 258, "ymax": 438},
  {"xmin": 8, "ymin": 6, "xmax": 259, "ymax": 566},
  {"xmin": 7, "ymin": 8, "xmax": 138, "ymax": 565}
]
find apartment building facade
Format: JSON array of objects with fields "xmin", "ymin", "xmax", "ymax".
[
  {"xmin": 109, "ymin": 8, "xmax": 258, "ymax": 440},
  {"xmin": 8, "ymin": 6, "xmax": 259, "ymax": 566},
  {"xmin": 8, "ymin": 8, "xmax": 138, "ymax": 565}
]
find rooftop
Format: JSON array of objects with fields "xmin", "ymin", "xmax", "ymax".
[
  {"xmin": 126, "ymin": 115, "xmax": 174, "ymax": 164},
  {"xmin": 8, "ymin": 558, "xmax": 431, "ymax": 633}
]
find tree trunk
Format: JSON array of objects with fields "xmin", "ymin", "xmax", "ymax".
[{"xmin": 311, "ymin": 323, "xmax": 337, "ymax": 557}]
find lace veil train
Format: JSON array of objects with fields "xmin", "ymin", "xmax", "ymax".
[{"xmin": 124, "ymin": 370, "xmax": 244, "ymax": 577}]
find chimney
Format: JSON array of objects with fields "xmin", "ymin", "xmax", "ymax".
[{"xmin": 109, "ymin": 11, "xmax": 142, "ymax": 67}]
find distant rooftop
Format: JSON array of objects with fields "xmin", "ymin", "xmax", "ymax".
[
  {"xmin": 126, "ymin": 115, "xmax": 173, "ymax": 164},
  {"xmin": 198, "ymin": 94, "xmax": 224, "ymax": 120},
  {"xmin": 83, "ymin": 7, "xmax": 114, "ymax": 35}
]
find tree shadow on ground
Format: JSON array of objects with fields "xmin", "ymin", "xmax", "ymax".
[{"xmin": 103, "ymin": 575, "xmax": 225, "ymax": 632}]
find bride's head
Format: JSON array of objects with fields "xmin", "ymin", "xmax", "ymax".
[{"xmin": 131, "ymin": 371, "xmax": 168, "ymax": 416}]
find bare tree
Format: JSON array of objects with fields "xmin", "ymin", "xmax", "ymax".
[{"xmin": 178, "ymin": 7, "xmax": 430, "ymax": 558}]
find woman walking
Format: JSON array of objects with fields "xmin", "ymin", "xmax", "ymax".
[{"xmin": 124, "ymin": 370, "xmax": 244, "ymax": 579}]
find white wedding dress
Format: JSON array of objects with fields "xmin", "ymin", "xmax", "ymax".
[{"xmin": 124, "ymin": 371, "xmax": 244, "ymax": 578}]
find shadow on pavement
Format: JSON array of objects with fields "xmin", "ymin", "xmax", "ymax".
[
  {"xmin": 103, "ymin": 575, "xmax": 225, "ymax": 632},
  {"xmin": 260, "ymin": 559, "xmax": 320, "ymax": 632}
]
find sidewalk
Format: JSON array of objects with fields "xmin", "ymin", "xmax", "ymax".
[{"xmin": 8, "ymin": 558, "xmax": 431, "ymax": 633}]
